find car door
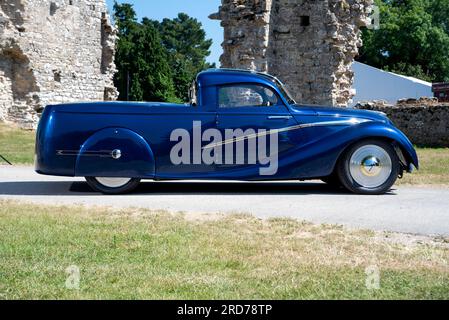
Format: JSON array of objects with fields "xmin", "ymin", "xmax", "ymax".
[
  {"xmin": 143, "ymin": 105, "xmax": 217, "ymax": 179},
  {"xmin": 213, "ymin": 83, "xmax": 301, "ymax": 179}
]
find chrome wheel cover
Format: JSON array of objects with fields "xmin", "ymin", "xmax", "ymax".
[
  {"xmin": 95, "ymin": 177, "xmax": 132, "ymax": 188},
  {"xmin": 349, "ymin": 145, "xmax": 392, "ymax": 188}
]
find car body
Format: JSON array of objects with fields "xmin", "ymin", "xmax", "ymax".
[{"xmin": 35, "ymin": 69, "xmax": 419, "ymax": 194}]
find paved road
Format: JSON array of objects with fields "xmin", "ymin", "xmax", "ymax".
[{"xmin": 1, "ymin": 165, "xmax": 448, "ymax": 236}]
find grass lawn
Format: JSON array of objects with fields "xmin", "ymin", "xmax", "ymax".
[
  {"xmin": 0, "ymin": 122, "xmax": 448, "ymax": 185},
  {"xmin": 0, "ymin": 200, "xmax": 448, "ymax": 300},
  {"xmin": 0, "ymin": 123, "xmax": 35, "ymax": 165}
]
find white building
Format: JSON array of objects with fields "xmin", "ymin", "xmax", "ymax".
[{"xmin": 351, "ymin": 62, "xmax": 433, "ymax": 106}]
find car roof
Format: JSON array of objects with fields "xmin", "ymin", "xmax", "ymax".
[{"xmin": 197, "ymin": 68, "xmax": 281, "ymax": 87}]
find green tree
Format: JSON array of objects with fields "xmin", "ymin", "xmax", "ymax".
[
  {"xmin": 155, "ymin": 13, "xmax": 215, "ymax": 101},
  {"xmin": 358, "ymin": 0, "xmax": 449, "ymax": 82},
  {"xmin": 113, "ymin": 2, "xmax": 178, "ymax": 102}
]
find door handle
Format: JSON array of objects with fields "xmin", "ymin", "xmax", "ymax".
[{"xmin": 267, "ymin": 115, "xmax": 293, "ymax": 120}]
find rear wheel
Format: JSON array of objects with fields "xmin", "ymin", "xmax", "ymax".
[
  {"xmin": 85, "ymin": 177, "xmax": 140, "ymax": 194},
  {"xmin": 337, "ymin": 140, "xmax": 400, "ymax": 195}
]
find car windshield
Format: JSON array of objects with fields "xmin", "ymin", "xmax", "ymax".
[{"xmin": 274, "ymin": 79, "xmax": 296, "ymax": 105}]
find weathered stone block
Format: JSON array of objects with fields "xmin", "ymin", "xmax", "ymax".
[
  {"xmin": 0, "ymin": 0, "xmax": 118, "ymax": 129},
  {"xmin": 211, "ymin": 0, "xmax": 373, "ymax": 106}
]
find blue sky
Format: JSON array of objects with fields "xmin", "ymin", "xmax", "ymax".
[{"xmin": 106, "ymin": 0, "xmax": 223, "ymax": 66}]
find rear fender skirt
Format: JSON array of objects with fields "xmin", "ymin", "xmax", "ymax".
[{"xmin": 74, "ymin": 128, "xmax": 155, "ymax": 178}]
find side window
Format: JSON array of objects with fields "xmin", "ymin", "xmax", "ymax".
[{"xmin": 218, "ymin": 84, "xmax": 280, "ymax": 108}]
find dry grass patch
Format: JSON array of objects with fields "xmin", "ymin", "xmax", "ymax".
[
  {"xmin": 0, "ymin": 200, "xmax": 448, "ymax": 300},
  {"xmin": 398, "ymin": 148, "xmax": 449, "ymax": 186}
]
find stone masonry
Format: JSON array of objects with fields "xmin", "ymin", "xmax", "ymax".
[
  {"xmin": 0, "ymin": 0, "xmax": 117, "ymax": 129},
  {"xmin": 211, "ymin": 0, "xmax": 373, "ymax": 106},
  {"xmin": 356, "ymin": 98, "xmax": 449, "ymax": 147}
]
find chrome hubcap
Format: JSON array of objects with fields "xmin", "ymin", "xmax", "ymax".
[
  {"xmin": 360, "ymin": 156, "xmax": 381, "ymax": 177},
  {"xmin": 95, "ymin": 177, "xmax": 131, "ymax": 188},
  {"xmin": 349, "ymin": 145, "xmax": 392, "ymax": 188}
]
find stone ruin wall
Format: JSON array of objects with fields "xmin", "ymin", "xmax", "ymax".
[
  {"xmin": 0, "ymin": 0, "xmax": 117, "ymax": 129},
  {"xmin": 211, "ymin": 0, "xmax": 373, "ymax": 106},
  {"xmin": 357, "ymin": 98, "xmax": 449, "ymax": 147}
]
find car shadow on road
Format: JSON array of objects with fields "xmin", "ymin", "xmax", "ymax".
[{"xmin": 0, "ymin": 180, "xmax": 398, "ymax": 196}]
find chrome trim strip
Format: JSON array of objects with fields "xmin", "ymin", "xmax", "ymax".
[
  {"xmin": 203, "ymin": 118, "xmax": 371, "ymax": 150},
  {"xmin": 267, "ymin": 115, "xmax": 293, "ymax": 120},
  {"xmin": 56, "ymin": 150, "xmax": 114, "ymax": 157}
]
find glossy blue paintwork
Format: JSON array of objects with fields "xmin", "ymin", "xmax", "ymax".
[{"xmin": 35, "ymin": 69, "xmax": 419, "ymax": 180}]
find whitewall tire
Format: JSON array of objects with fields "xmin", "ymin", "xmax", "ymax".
[{"xmin": 85, "ymin": 177, "xmax": 141, "ymax": 194}]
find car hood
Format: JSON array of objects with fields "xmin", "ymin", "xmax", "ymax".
[{"xmin": 291, "ymin": 104, "xmax": 389, "ymax": 122}]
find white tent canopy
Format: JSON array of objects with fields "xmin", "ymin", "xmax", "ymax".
[{"xmin": 351, "ymin": 62, "xmax": 432, "ymax": 106}]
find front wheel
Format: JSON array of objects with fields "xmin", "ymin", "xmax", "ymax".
[
  {"xmin": 85, "ymin": 177, "xmax": 141, "ymax": 194},
  {"xmin": 337, "ymin": 140, "xmax": 400, "ymax": 195}
]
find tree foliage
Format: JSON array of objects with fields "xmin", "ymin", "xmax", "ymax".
[
  {"xmin": 113, "ymin": 3, "xmax": 214, "ymax": 102},
  {"xmin": 154, "ymin": 13, "xmax": 215, "ymax": 101},
  {"xmin": 358, "ymin": 0, "xmax": 449, "ymax": 82}
]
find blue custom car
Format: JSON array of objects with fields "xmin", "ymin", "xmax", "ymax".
[{"xmin": 35, "ymin": 69, "xmax": 419, "ymax": 194}]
